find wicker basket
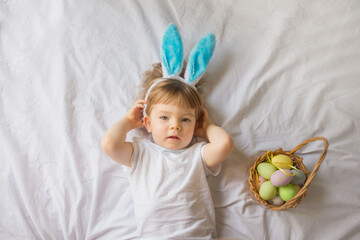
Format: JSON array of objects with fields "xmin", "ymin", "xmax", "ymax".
[{"xmin": 248, "ymin": 137, "xmax": 328, "ymax": 211}]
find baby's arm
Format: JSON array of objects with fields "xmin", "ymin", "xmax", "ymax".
[
  {"xmin": 195, "ymin": 108, "xmax": 234, "ymax": 169},
  {"xmin": 101, "ymin": 100, "xmax": 146, "ymax": 167}
]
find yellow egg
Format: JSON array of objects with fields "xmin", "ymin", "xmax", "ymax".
[
  {"xmin": 271, "ymin": 154, "xmax": 293, "ymax": 169},
  {"xmin": 293, "ymin": 185, "xmax": 301, "ymax": 193}
]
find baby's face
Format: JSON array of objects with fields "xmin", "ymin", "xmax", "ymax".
[{"xmin": 144, "ymin": 103, "xmax": 196, "ymax": 150}]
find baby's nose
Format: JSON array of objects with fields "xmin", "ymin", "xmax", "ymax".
[{"xmin": 170, "ymin": 121, "xmax": 181, "ymax": 130}]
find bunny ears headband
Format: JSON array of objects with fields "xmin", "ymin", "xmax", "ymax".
[
  {"xmin": 144, "ymin": 23, "xmax": 216, "ymax": 114},
  {"xmin": 160, "ymin": 23, "xmax": 216, "ymax": 85}
]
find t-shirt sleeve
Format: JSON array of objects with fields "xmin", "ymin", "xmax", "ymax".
[
  {"xmin": 200, "ymin": 143, "xmax": 222, "ymax": 176},
  {"xmin": 122, "ymin": 137, "xmax": 141, "ymax": 174}
]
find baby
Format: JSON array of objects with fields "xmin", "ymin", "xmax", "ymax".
[{"xmin": 101, "ymin": 24, "xmax": 233, "ymax": 239}]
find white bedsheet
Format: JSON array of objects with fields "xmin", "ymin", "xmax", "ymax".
[{"xmin": 1, "ymin": 0, "xmax": 360, "ymax": 239}]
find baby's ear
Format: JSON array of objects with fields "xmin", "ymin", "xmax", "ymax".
[
  {"xmin": 195, "ymin": 121, "xmax": 200, "ymax": 130},
  {"xmin": 143, "ymin": 115, "xmax": 152, "ymax": 133},
  {"xmin": 195, "ymin": 117, "xmax": 202, "ymax": 130},
  {"xmin": 196, "ymin": 110, "xmax": 204, "ymax": 129}
]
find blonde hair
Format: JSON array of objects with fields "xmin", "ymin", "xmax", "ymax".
[{"xmin": 140, "ymin": 63, "xmax": 204, "ymax": 121}]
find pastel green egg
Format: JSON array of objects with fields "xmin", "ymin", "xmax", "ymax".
[
  {"xmin": 259, "ymin": 181, "xmax": 277, "ymax": 201},
  {"xmin": 279, "ymin": 183, "xmax": 297, "ymax": 201},
  {"xmin": 257, "ymin": 162, "xmax": 277, "ymax": 179},
  {"xmin": 271, "ymin": 155, "xmax": 293, "ymax": 169}
]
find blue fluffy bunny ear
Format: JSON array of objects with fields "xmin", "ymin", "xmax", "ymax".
[
  {"xmin": 160, "ymin": 23, "xmax": 184, "ymax": 78},
  {"xmin": 185, "ymin": 33, "xmax": 216, "ymax": 86}
]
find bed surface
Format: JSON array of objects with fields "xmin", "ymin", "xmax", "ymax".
[{"xmin": 1, "ymin": 0, "xmax": 360, "ymax": 239}]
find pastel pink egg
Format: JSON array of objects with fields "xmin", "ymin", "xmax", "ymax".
[
  {"xmin": 256, "ymin": 175, "xmax": 266, "ymax": 190},
  {"xmin": 270, "ymin": 169, "xmax": 294, "ymax": 187}
]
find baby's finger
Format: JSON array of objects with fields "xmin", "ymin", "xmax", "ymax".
[
  {"xmin": 135, "ymin": 103, "xmax": 145, "ymax": 109},
  {"xmin": 135, "ymin": 99, "xmax": 147, "ymax": 106}
]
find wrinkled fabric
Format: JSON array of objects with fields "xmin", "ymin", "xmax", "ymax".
[{"xmin": 1, "ymin": 0, "xmax": 360, "ymax": 239}]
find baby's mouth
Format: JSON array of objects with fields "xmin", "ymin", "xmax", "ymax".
[{"xmin": 167, "ymin": 135, "xmax": 180, "ymax": 140}]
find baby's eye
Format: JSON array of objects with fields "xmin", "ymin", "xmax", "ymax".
[
  {"xmin": 160, "ymin": 116, "xmax": 168, "ymax": 120},
  {"xmin": 182, "ymin": 118, "xmax": 191, "ymax": 122}
]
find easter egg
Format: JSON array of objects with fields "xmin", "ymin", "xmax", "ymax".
[
  {"xmin": 259, "ymin": 181, "xmax": 277, "ymax": 201},
  {"xmin": 279, "ymin": 184, "xmax": 297, "ymax": 201},
  {"xmin": 257, "ymin": 163, "xmax": 277, "ymax": 179},
  {"xmin": 267, "ymin": 192, "xmax": 285, "ymax": 206},
  {"xmin": 270, "ymin": 169, "xmax": 294, "ymax": 187},
  {"xmin": 256, "ymin": 175, "xmax": 266, "ymax": 191},
  {"xmin": 293, "ymin": 184, "xmax": 301, "ymax": 193},
  {"xmin": 290, "ymin": 169, "xmax": 306, "ymax": 185},
  {"xmin": 271, "ymin": 155, "xmax": 293, "ymax": 169}
]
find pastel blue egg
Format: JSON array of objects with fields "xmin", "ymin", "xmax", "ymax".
[{"xmin": 290, "ymin": 169, "xmax": 306, "ymax": 185}]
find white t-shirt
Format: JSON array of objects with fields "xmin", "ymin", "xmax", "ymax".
[{"xmin": 123, "ymin": 137, "xmax": 221, "ymax": 239}]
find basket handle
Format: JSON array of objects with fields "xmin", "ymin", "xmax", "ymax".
[{"xmin": 290, "ymin": 137, "xmax": 329, "ymax": 189}]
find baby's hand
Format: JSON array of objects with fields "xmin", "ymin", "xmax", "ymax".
[{"xmin": 126, "ymin": 100, "xmax": 146, "ymax": 130}]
